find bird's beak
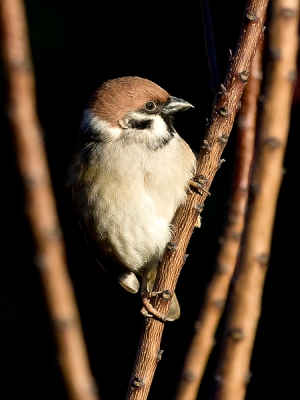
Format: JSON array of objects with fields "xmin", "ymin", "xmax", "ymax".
[{"xmin": 162, "ymin": 96, "xmax": 194, "ymax": 115}]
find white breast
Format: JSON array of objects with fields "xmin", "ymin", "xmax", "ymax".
[{"xmin": 82, "ymin": 135, "xmax": 195, "ymax": 273}]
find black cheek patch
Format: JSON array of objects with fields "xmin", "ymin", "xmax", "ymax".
[{"xmin": 128, "ymin": 119, "xmax": 153, "ymax": 130}]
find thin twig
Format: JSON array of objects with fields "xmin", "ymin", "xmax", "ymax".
[
  {"xmin": 0, "ymin": 1, "xmax": 99, "ymax": 399},
  {"xmin": 125, "ymin": 1, "xmax": 269, "ymax": 399},
  {"xmin": 201, "ymin": 0, "xmax": 220, "ymax": 94},
  {"xmin": 174, "ymin": 43, "xmax": 263, "ymax": 400},
  {"xmin": 214, "ymin": 1, "xmax": 299, "ymax": 399}
]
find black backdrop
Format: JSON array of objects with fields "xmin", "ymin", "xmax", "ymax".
[{"xmin": 1, "ymin": 1, "xmax": 299, "ymax": 399}]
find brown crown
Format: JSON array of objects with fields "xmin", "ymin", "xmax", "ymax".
[{"xmin": 88, "ymin": 76, "xmax": 170, "ymax": 126}]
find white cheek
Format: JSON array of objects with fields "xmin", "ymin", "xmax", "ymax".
[
  {"xmin": 150, "ymin": 115, "xmax": 169, "ymax": 137},
  {"xmin": 124, "ymin": 112, "xmax": 169, "ymax": 139},
  {"xmin": 81, "ymin": 109, "xmax": 122, "ymax": 140}
]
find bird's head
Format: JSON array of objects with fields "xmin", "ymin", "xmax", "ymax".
[{"xmin": 79, "ymin": 76, "xmax": 194, "ymax": 149}]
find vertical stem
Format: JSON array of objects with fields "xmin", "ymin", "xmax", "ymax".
[
  {"xmin": 214, "ymin": 1, "xmax": 299, "ymax": 399},
  {"xmin": 0, "ymin": 1, "xmax": 99, "ymax": 399},
  {"xmin": 174, "ymin": 45, "xmax": 263, "ymax": 400}
]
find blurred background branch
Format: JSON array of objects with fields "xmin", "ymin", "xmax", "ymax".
[
  {"xmin": 175, "ymin": 43, "xmax": 263, "ymax": 400},
  {"xmin": 214, "ymin": 0, "xmax": 299, "ymax": 399},
  {"xmin": 0, "ymin": 1, "xmax": 99, "ymax": 399}
]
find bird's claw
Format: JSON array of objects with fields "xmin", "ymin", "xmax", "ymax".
[
  {"xmin": 189, "ymin": 179, "xmax": 211, "ymax": 196},
  {"xmin": 140, "ymin": 293, "xmax": 174, "ymax": 322}
]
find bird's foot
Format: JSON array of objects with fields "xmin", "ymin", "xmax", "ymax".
[
  {"xmin": 189, "ymin": 178, "xmax": 211, "ymax": 196},
  {"xmin": 140, "ymin": 290, "xmax": 174, "ymax": 322}
]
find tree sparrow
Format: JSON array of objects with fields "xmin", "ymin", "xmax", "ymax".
[{"xmin": 67, "ymin": 76, "xmax": 197, "ymax": 321}]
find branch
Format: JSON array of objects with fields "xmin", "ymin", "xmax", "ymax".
[
  {"xmin": 125, "ymin": 1, "xmax": 269, "ymax": 399},
  {"xmin": 214, "ymin": 1, "xmax": 299, "ymax": 399},
  {"xmin": 0, "ymin": 1, "xmax": 99, "ymax": 399},
  {"xmin": 174, "ymin": 43, "xmax": 263, "ymax": 400}
]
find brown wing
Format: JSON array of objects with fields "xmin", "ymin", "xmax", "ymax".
[{"xmin": 78, "ymin": 219, "xmax": 140, "ymax": 294}]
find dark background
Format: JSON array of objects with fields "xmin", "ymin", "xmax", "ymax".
[{"xmin": 1, "ymin": 1, "xmax": 299, "ymax": 399}]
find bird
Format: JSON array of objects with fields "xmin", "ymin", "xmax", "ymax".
[{"xmin": 67, "ymin": 76, "xmax": 197, "ymax": 321}]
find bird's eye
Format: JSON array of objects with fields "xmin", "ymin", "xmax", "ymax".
[{"xmin": 144, "ymin": 101, "xmax": 156, "ymax": 112}]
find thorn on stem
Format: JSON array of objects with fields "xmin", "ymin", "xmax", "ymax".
[
  {"xmin": 161, "ymin": 290, "xmax": 172, "ymax": 301},
  {"xmin": 264, "ymin": 137, "xmax": 281, "ymax": 149},
  {"xmin": 131, "ymin": 377, "xmax": 145, "ymax": 389},
  {"xmin": 183, "ymin": 370, "xmax": 196, "ymax": 382},
  {"xmin": 55, "ymin": 317, "xmax": 77, "ymax": 330},
  {"xmin": 258, "ymin": 94, "xmax": 265, "ymax": 104},
  {"xmin": 45, "ymin": 226, "xmax": 63, "ymax": 240},
  {"xmin": 282, "ymin": 167, "xmax": 287, "ymax": 176},
  {"xmin": 219, "ymin": 84, "xmax": 227, "ymax": 95},
  {"xmin": 219, "ymin": 134, "xmax": 229, "ymax": 144},
  {"xmin": 34, "ymin": 253, "xmax": 47, "ymax": 270},
  {"xmin": 201, "ymin": 139, "xmax": 212, "ymax": 151},
  {"xmin": 9, "ymin": 58, "xmax": 33, "ymax": 70},
  {"xmin": 219, "ymin": 107, "xmax": 231, "ymax": 117},
  {"xmin": 227, "ymin": 214, "xmax": 238, "ymax": 224},
  {"xmin": 239, "ymin": 185, "xmax": 248, "ymax": 193},
  {"xmin": 157, "ymin": 350, "xmax": 164, "ymax": 361},
  {"xmin": 195, "ymin": 215, "xmax": 201, "ymax": 228},
  {"xmin": 216, "ymin": 263, "xmax": 228, "ymax": 274},
  {"xmin": 217, "ymin": 159, "xmax": 226, "ymax": 169},
  {"xmin": 195, "ymin": 203, "xmax": 204, "ymax": 214},
  {"xmin": 23, "ymin": 175, "xmax": 42, "ymax": 187},
  {"xmin": 250, "ymin": 181, "xmax": 260, "ymax": 195},
  {"xmin": 280, "ymin": 8, "xmax": 296, "ymax": 18},
  {"xmin": 287, "ymin": 70, "xmax": 297, "ymax": 82},
  {"xmin": 228, "ymin": 328, "xmax": 244, "ymax": 341},
  {"xmin": 167, "ymin": 241, "xmax": 177, "ymax": 252},
  {"xmin": 215, "ymin": 374, "xmax": 223, "ymax": 386},
  {"xmin": 218, "ymin": 236, "xmax": 226, "ymax": 245},
  {"xmin": 246, "ymin": 10, "xmax": 258, "ymax": 21},
  {"xmin": 230, "ymin": 231, "xmax": 242, "ymax": 241},
  {"xmin": 239, "ymin": 70, "xmax": 250, "ymax": 82},
  {"xmin": 268, "ymin": 48, "xmax": 281, "ymax": 60},
  {"xmin": 213, "ymin": 299, "xmax": 225, "ymax": 310},
  {"xmin": 195, "ymin": 174, "xmax": 208, "ymax": 186},
  {"xmin": 245, "ymin": 370, "xmax": 253, "ymax": 384},
  {"xmin": 182, "ymin": 253, "xmax": 189, "ymax": 265},
  {"xmin": 194, "ymin": 320, "xmax": 201, "ymax": 332},
  {"xmin": 256, "ymin": 253, "xmax": 269, "ymax": 266}
]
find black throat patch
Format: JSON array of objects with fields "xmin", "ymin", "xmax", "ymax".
[{"xmin": 126, "ymin": 115, "xmax": 176, "ymax": 151}]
